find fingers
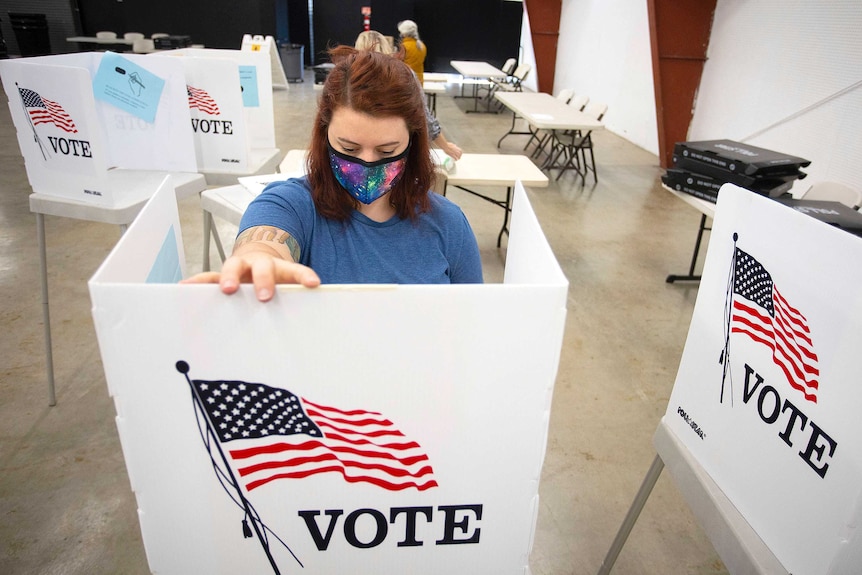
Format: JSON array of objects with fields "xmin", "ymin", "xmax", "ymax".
[
  {"xmin": 180, "ymin": 272, "xmax": 222, "ymax": 284},
  {"xmin": 217, "ymin": 255, "xmax": 321, "ymax": 301}
]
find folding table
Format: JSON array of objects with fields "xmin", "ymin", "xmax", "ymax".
[
  {"xmin": 494, "ymin": 92, "xmax": 605, "ymax": 180},
  {"xmin": 32, "ymin": 170, "xmax": 207, "ymax": 405},
  {"xmin": 200, "ymin": 151, "xmax": 549, "ymax": 268},
  {"xmin": 450, "ymin": 60, "xmax": 507, "ymax": 113}
]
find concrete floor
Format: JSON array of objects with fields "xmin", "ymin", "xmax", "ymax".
[{"xmin": 0, "ymin": 70, "xmax": 728, "ymax": 574}]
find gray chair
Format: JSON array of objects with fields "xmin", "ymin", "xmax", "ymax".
[
  {"xmin": 801, "ymin": 181, "xmax": 862, "ymax": 209},
  {"xmin": 549, "ymin": 101, "xmax": 608, "ymax": 184}
]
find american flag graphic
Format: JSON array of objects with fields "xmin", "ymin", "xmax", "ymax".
[
  {"xmin": 187, "ymin": 85, "xmax": 220, "ymax": 115},
  {"xmin": 18, "ymin": 87, "xmax": 78, "ymax": 133},
  {"xmin": 730, "ymin": 247, "xmax": 819, "ymax": 402},
  {"xmin": 191, "ymin": 378, "xmax": 438, "ymax": 492}
]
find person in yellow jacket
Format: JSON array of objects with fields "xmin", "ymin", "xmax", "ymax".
[{"xmin": 397, "ymin": 20, "xmax": 426, "ymax": 84}]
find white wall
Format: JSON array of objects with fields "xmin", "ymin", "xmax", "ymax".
[
  {"xmin": 550, "ymin": 0, "xmax": 862, "ymax": 194},
  {"xmin": 688, "ymin": 0, "xmax": 862, "ymax": 196},
  {"xmin": 553, "ymin": 0, "xmax": 658, "ymax": 156}
]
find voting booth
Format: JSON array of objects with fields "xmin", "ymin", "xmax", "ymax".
[
  {"xmin": 604, "ymin": 184, "xmax": 862, "ymax": 575},
  {"xmin": 241, "ymin": 34, "xmax": 290, "ymax": 89},
  {"xmin": 0, "ymin": 52, "xmax": 197, "ymax": 207},
  {"xmin": 160, "ymin": 47, "xmax": 279, "ymax": 183},
  {"xmin": 89, "ymin": 182, "xmax": 569, "ymax": 574}
]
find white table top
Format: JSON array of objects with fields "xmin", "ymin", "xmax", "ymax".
[
  {"xmin": 204, "ymin": 150, "xmax": 549, "ymax": 224},
  {"xmin": 495, "ymin": 92, "xmax": 605, "ymax": 132},
  {"xmin": 423, "ymin": 72, "xmax": 455, "ymax": 83},
  {"xmin": 67, "ymin": 36, "xmax": 135, "ymax": 45},
  {"xmin": 423, "ymin": 82, "xmax": 447, "ymax": 94},
  {"xmin": 281, "ymin": 149, "xmax": 547, "ymax": 189},
  {"xmin": 662, "ymin": 184, "xmax": 716, "ymax": 218},
  {"xmin": 450, "ymin": 60, "xmax": 507, "ymax": 79},
  {"xmin": 29, "ymin": 170, "xmax": 206, "ymax": 225},
  {"xmin": 444, "ymin": 153, "xmax": 548, "ymax": 188}
]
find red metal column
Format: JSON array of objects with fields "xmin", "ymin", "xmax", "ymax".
[
  {"xmin": 648, "ymin": 0, "xmax": 716, "ymax": 168},
  {"xmin": 523, "ymin": 0, "xmax": 561, "ymax": 95}
]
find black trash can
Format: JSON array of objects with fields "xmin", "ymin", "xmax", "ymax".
[
  {"xmin": 9, "ymin": 13, "xmax": 50, "ymax": 56},
  {"xmin": 278, "ymin": 43, "xmax": 304, "ymax": 82}
]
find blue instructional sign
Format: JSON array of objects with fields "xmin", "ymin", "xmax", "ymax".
[
  {"xmin": 239, "ymin": 65, "xmax": 260, "ymax": 107},
  {"xmin": 93, "ymin": 52, "xmax": 165, "ymax": 123}
]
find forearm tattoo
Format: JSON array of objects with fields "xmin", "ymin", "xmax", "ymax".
[{"xmin": 235, "ymin": 226, "xmax": 301, "ymax": 262}]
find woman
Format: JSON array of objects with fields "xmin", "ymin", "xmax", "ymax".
[
  {"xmin": 354, "ymin": 30, "xmax": 462, "ymax": 161},
  {"xmin": 184, "ymin": 47, "xmax": 482, "ymax": 301},
  {"xmin": 397, "ymin": 20, "xmax": 426, "ymax": 84}
]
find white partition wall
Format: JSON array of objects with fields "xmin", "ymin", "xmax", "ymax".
[
  {"xmin": 0, "ymin": 52, "xmax": 196, "ymax": 207},
  {"xmin": 161, "ymin": 47, "xmax": 280, "ymax": 182},
  {"xmin": 663, "ymin": 185, "xmax": 862, "ymax": 574},
  {"xmin": 89, "ymin": 183, "xmax": 568, "ymax": 574},
  {"xmin": 241, "ymin": 34, "xmax": 289, "ymax": 90}
]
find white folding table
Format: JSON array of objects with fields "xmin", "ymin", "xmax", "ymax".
[
  {"xmin": 662, "ymin": 184, "xmax": 716, "ymax": 284},
  {"xmin": 31, "ymin": 170, "xmax": 207, "ymax": 405},
  {"xmin": 200, "ymin": 151, "xmax": 549, "ymax": 267},
  {"xmin": 494, "ymin": 92, "xmax": 605, "ymax": 181},
  {"xmin": 450, "ymin": 60, "xmax": 507, "ymax": 113}
]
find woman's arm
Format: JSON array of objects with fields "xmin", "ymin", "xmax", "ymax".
[
  {"xmin": 181, "ymin": 225, "xmax": 320, "ymax": 301},
  {"xmin": 432, "ymin": 131, "xmax": 463, "ymax": 161}
]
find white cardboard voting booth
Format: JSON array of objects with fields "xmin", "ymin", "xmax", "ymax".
[
  {"xmin": 0, "ymin": 52, "xmax": 197, "ymax": 207},
  {"xmin": 241, "ymin": 34, "xmax": 289, "ymax": 90},
  {"xmin": 660, "ymin": 185, "xmax": 862, "ymax": 574},
  {"xmin": 160, "ymin": 48, "xmax": 278, "ymax": 181},
  {"xmin": 89, "ymin": 182, "xmax": 568, "ymax": 574}
]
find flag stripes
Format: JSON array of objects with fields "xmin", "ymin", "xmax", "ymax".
[
  {"xmin": 18, "ymin": 87, "xmax": 78, "ymax": 133},
  {"xmin": 731, "ymin": 248, "xmax": 819, "ymax": 402},
  {"xmin": 187, "ymin": 85, "xmax": 220, "ymax": 115},
  {"xmin": 192, "ymin": 379, "xmax": 438, "ymax": 492}
]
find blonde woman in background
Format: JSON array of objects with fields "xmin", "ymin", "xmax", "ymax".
[{"xmin": 355, "ymin": 30, "xmax": 462, "ymax": 161}]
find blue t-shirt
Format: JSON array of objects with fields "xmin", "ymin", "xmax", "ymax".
[{"xmin": 239, "ymin": 176, "xmax": 483, "ymax": 284}]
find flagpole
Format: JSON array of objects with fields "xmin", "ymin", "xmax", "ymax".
[
  {"xmin": 719, "ymin": 233, "xmax": 739, "ymax": 405},
  {"xmin": 16, "ymin": 82, "xmax": 49, "ymax": 161},
  {"xmin": 176, "ymin": 361, "xmax": 283, "ymax": 575}
]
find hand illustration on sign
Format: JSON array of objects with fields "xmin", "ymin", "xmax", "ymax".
[{"xmin": 128, "ymin": 71, "xmax": 145, "ymax": 96}]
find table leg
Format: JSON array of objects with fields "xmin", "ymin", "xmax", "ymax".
[
  {"xmin": 597, "ymin": 455, "xmax": 665, "ymax": 575},
  {"xmin": 202, "ymin": 211, "xmax": 212, "ymax": 272},
  {"xmin": 36, "ymin": 213, "xmax": 56, "ymax": 406},
  {"xmin": 497, "ymin": 186, "xmax": 513, "ymax": 247},
  {"xmin": 202, "ymin": 211, "xmax": 226, "ymax": 272},
  {"xmin": 666, "ymin": 213, "xmax": 710, "ymax": 283},
  {"xmin": 450, "ymin": 184, "xmax": 511, "ymax": 248},
  {"xmin": 497, "ymin": 111, "xmax": 534, "ymax": 148}
]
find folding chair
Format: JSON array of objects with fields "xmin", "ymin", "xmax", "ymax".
[
  {"xmin": 549, "ymin": 101, "xmax": 607, "ymax": 183},
  {"xmin": 801, "ymin": 181, "xmax": 862, "ymax": 209},
  {"xmin": 487, "ymin": 64, "xmax": 531, "ymax": 111},
  {"xmin": 529, "ymin": 92, "xmax": 589, "ymax": 161}
]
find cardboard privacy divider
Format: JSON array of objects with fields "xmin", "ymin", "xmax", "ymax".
[
  {"xmin": 89, "ymin": 182, "xmax": 568, "ymax": 574},
  {"xmin": 662, "ymin": 184, "xmax": 862, "ymax": 574},
  {"xmin": 160, "ymin": 48, "xmax": 278, "ymax": 180},
  {"xmin": 0, "ymin": 52, "xmax": 197, "ymax": 207},
  {"xmin": 241, "ymin": 34, "xmax": 289, "ymax": 90}
]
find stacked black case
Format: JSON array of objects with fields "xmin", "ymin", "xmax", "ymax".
[
  {"xmin": 662, "ymin": 139, "xmax": 810, "ymax": 203},
  {"xmin": 153, "ymin": 35, "xmax": 192, "ymax": 50}
]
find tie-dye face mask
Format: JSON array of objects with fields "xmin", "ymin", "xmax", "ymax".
[{"xmin": 328, "ymin": 142, "xmax": 410, "ymax": 204}]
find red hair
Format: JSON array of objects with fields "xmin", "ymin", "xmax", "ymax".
[{"xmin": 306, "ymin": 46, "xmax": 433, "ymax": 221}]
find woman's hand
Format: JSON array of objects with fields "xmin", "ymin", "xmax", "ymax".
[
  {"xmin": 181, "ymin": 250, "xmax": 320, "ymax": 302},
  {"xmin": 443, "ymin": 141, "xmax": 463, "ymax": 161}
]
